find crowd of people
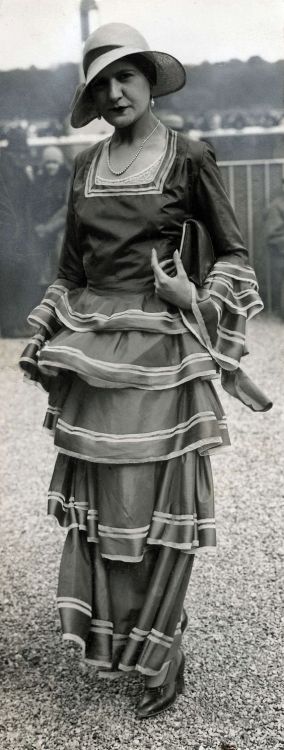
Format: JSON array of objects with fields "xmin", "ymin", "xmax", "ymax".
[
  {"xmin": 0, "ymin": 128, "xmax": 70, "ymax": 336},
  {"xmin": 185, "ymin": 108, "xmax": 284, "ymax": 132}
]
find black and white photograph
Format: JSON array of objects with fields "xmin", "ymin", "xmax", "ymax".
[{"xmin": 0, "ymin": 1, "xmax": 283, "ymax": 748}]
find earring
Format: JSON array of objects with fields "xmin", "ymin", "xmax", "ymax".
[{"xmin": 151, "ymin": 97, "xmax": 155, "ymax": 107}]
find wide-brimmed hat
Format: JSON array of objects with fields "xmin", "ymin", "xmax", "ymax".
[{"xmin": 71, "ymin": 23, "xmax": 186, "ymax": 128}]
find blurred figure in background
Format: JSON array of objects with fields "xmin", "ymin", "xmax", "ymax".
[
  {"xmin": 0, "ymin": 128, "xmax": 34, "ymax": 336},
  {"xmin": 264, "ymin": 180, "xmax": 284, "ymax": 316},
  {"xmin": 31, "ymin": 146, "xmax": 70, "ymax": 294}
]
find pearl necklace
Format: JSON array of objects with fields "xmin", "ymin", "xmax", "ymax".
[{"xmin": 106, "ymin": 120, "xmax": 160, "ymax": 176}]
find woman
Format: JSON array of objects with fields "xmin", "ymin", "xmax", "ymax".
[{"xmin": 20, "ymin": 23, "xmax": 271, "ymax": 719}]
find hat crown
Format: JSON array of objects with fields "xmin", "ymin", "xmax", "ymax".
[{"xmin": 83, "ymin": 23, "xmax": 150, "ymax": 63}]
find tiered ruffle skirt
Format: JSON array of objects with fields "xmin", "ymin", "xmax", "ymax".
[{"xmin": 20, "ymin": 264, "xmax": 268, "ymax": 676}]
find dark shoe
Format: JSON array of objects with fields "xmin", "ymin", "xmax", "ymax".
[
  {"xmin": 181, "ymin": 609, "xmax": 188, "ymax": 634},
  {"xmin": 136, "ymin": 650, "xmax": 185, "ymax": 720}
]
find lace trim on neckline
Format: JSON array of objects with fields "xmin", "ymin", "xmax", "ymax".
[
  {"xmin": 84, "ymin": 129, "xmax": 177, "ymax": 197},
  {"xmin": 95, "ymin": 134, "xmax": 168, "ymax": 185}
]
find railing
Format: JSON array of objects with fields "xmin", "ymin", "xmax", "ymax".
[{"xmin": 218, "ymin": 159, "xmax": 284, "ymax": 311}]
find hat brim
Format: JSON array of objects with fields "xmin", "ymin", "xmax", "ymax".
[{"xmin": 70, "ymin": 47, "xmax": 186, "ymax": 128}]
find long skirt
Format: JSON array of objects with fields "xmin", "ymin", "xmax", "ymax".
[
  {"xmin": 48, "ymin": 449, "xmax": 215, "ymax": 681},
  {"xmin": 20, "ymin": 287, "xmax": 232, "ymax": 682}
]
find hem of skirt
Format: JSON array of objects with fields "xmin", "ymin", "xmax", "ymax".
[
  {"xmin": 54, "ymin": 436, "xmax": 223, "ymax": 464},
  {"xmin": 62, "ymin": 633, "xmax": 86, "ymax": 653}
]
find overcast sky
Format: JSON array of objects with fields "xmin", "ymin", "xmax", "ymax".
[{"xmin": 0, "ymin": 0, "xmax": 283, "ymax": 70}]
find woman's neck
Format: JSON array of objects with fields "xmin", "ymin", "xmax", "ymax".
[{"xmin": 111, "ymin": 110, "xmax": 160, "ymax": 147}]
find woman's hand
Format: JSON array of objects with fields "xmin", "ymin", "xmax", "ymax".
[{"xmin": 151, "ymin": 248, "xmax": 195, "ymax": 309}]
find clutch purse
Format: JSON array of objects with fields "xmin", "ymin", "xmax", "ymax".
[
  {"xmin": 179, "ymin": 219, "xmax": 215, "ymax": 287},
  {"xmin": 160, "ymin": 219, "xmax": 215, "ymax": 286}
]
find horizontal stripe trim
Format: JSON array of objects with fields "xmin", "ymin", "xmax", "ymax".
[
  {"xmin": 101, "ymin": 553, "xmax": 144, "ymax": 562},
  {"xmin": 57, "ymin": 596, "xmax": 92, "ymax": 613},
  {"xmin": 133, "ymin": 627, "xmax": 150, "ymax": 636},
  {"xmin": 62, "ymin": 297, "xmax": 181, "ymax": 323},
  {"xmin": 153, "ymin": 511, "xmax": 196, "ymax": 520},
  {"xmin": 42, "ymin": 344, "xmax": 211, "ymax": 377},
  {"xmin": 91, "ymin": 619, "xmax": 112, "ymax": 627},
  {"xmin": 27, "ymin": 315, "xmax": 53, "ymax": 335},
  {"xmin": 48, "ymin": 283, "xmax": 70, "ymax": 293},
  {"xmin": 90, "ymin": 627, "xmax": 113, "ymax": 635},
  {"xmin": 56, "ymin": 435, "xmax": 223, "ymax": 464},
  {"xmin": 208, "ymin": 271, "xmax": 258, "ymax": 285},
  {"xmin": 42, "ymin": 299, "xmax": 57, "ymax": 311},
  {"xmin": 148, "ymin": 635, "xmax": 172, "ymax": 648},
  {"xmin": 46, "ymin": 363, "xmax": 217, "ymax": 390},
  {"xmin": 218, "ymin": 325, "xmax": 246, "ymax": 340},
  {"xmin": 147, "ymin": 538, "xmax": 199, "ymax": 550},
  {"xmin": 57, "ymin": 596, "xmax": 91, "ymax": 609},
  {"xmin": 217, "ymin": 332, "xmax": 246, "ymax": 346},
  {"xmin": 209, "ymin": 290, "xmax": 261, "ymax": 314},
  {"xmin": 98, "ymin": 523, "xmax": 150, "ymax": 534},
  {"xmin": 99, "ymin": 531, "xmax": 148, "ymax": 540},
  {"xmin": 198, "ymin": 524, "xmax": 216, "ymax": 532},
  {"xmin": 152, "ymin": 629, "xmax": 172, "ymax": 643},
  {"xmin": 152, "ymin": 517, "xmax": 195, "ymax": 527},
  {"xmin": 197, "ymin": 517, "xmax": 216, "ymax": 525},
  {"xmin": 113, "ymin": 634, "xmax": 128, "ymax": 641},
  {"xmin": 58, "ymin": 602, "xmax": 91, "ymax": 617},
  {"xmin": 209, "ymin": 261, "xmax": 257, "ymax": 274},
  {"xmin": 57, "ymin": 411, "xmax": 216, "ymax": 444}
]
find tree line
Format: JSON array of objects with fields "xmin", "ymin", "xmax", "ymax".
[{"xmin": 0, "ymin": 57, "xmax": 283, "ymax": 123}]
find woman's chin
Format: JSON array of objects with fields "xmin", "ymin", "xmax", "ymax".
[{"xmin": 104, "ymin": 109, "xmax": 141, "ymax": 129}]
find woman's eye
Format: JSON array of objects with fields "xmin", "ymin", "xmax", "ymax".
[{"xmin": 118, "ymin": 72, "xmax": 132, "ymax": 81}]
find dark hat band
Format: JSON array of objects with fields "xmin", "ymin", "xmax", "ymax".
[{"xmin": 83, "ymin": 45, "xmax": 122, "ymax": 76}]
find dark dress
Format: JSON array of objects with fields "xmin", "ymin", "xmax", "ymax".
[{"xmin": 20, "ymin": 130, "xmax": 271, "ymax": 680}]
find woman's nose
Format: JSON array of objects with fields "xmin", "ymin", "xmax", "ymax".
[{"xmin": 108, "ymin": 78, "xmax": 122, "ymax": 101}]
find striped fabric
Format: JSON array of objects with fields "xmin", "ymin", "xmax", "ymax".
[
  {"xmin": 48, "ymin": 450, "xmax": 216, "ymax": 561},
  {"xmin": 56, "ymin": 532, "xmax": 194, "ymax": 677}
]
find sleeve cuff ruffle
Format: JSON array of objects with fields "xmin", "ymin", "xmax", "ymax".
[
  {"xmin": 189, "ymin": 261, "xmax": 272, "ymax": 412},
  {"xmin": 27, "ymin": 279, "xmax": 77, "ymax": 335},
  {"xmin": 19, "ymin": 326, "xmax": 51, "ymax": 391},
  {"xmin": 19, "ymin": 278, "xmax": 76, "ymax": 390},
  {"xmin": 203, "ymin": 260, "xmax": 264, "ymax": 366}
]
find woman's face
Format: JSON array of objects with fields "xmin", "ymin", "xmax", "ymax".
[
  {"xmin": 44, "ymin": 160, "xmax": 60, "ymax": 177},
  {"xmin": 89, "ymin": 59, "xmax": 151, "ymax": 128}
]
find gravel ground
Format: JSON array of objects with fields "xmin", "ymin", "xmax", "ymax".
[{"xmin": 0, "ymin": 315, "xmax": 283, "ymax": 750}]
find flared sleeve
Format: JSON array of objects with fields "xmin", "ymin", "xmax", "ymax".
[
  {"xmin": 20, "ymin": 157, "xmax": 87, "ymax": 387},
  {"xmin": 185, "ymin": 143, "xmax": 272, "ymax": 412}
]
